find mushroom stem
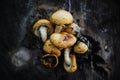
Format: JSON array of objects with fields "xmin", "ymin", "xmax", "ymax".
[
  {"xmin": 39, "ymin": 26, "xmax": 47, "ymax": 42},
  {"xmin": 55, "ymin": 25, "xmax": 64, "ymax": 33},
  {"xmin": 64, "ymin": 54, "xmax": 77, "ymax": 72},
  {"xmin": 64, "ymin": 47, "xmax": 71, "ymax": 66}
]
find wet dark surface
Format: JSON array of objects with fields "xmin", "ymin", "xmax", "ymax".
[{"xmin": 0, "ymin": 0, "xmax": 120, "ymax": 80}]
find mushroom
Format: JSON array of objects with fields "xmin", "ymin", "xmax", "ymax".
[
  {"xmin": 50, "ymin": 32, "xmax": 77, "ymax": 48},
  {"xmin": 41, "ymin": 54, "xmax": 58, "ymax": 68},
  {"xmin": 32, "ymin": 19, "xmax": 53, "ymax": 42},
  {"xmin": 50, "ymin": 9, "xmax": 73, "ymax": 32},
  {"xmin": 43, "ymin": 39, "xmax": 61, "ymax": 57},
  {"xmin": 74, "ymin": 41, "xmax": 88, "ymax": 54},
  {"xmin": 64, "ymin": 23, "xmax": 81, "ymax": 35},
  {"xmin": 64, "ymin": 48, "xmax": 77, "ymax": 73},
  {"xmin": 54, "ymin": 25, "xmax": 65, "ymax": 33},
  {"xmin": 64, "ymin": 47, "xmax": 72, "ymax": 67}
]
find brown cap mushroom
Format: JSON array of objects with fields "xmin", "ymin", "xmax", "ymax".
[
  {"xmin": 43, "ymin": 39, "xmax": 61, "ymax": 57},
  {"xmin": 41, "ymin": 54, "xmax": 58, "ymax": 68},
  {"xmin": 50, "ymin": 32, "xmax": 77, "ymax": 48},
  {"xmin": 50, "ymin": 9, "xmax": 73, "ymax": 33},
  {"xmin": 50, "ymin": 9, "xmax": 73, "ymax": 25},
  {"xmin": 74, "ymin": 41, "xmax": 88, "ymax": 54},
  {"xmin": 32, "ymin": 19, "xmax": 54, "ymax": 42},
  {"xmin": 64, "ymin": 54, "xmax": 77, "ymax": 73},
  {"xmin": 64, "ymin": 23, "xmax": 81, "ymax": 35}
]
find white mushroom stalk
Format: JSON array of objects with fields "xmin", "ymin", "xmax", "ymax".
[
  {"xmin": 32, "ymin": 19, "xmax": 53, "ymax": 42},
  {"xmin": 64, "ymin": 47, "xmax": 72, "ymax": 68},
  {"xmin": 55, "ymin": 25, "xmax": 65, "ymax": 33},
  {"xmin": 39, "ymin": 26, "xmax": 47, "ymax": 42},
  {"xmin": 64, "ymin": 47, "xmax": 77, "ymax": 72}
]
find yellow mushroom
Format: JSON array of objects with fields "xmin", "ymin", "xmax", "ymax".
[
  {"xmin": 64, "ymin": 53, "xmax": 77, "ymax": 73},
  {"xmin": 50, "ymin": 9, "xmax": 73, "ymax": 25},
  {"xmin": 64, "ymin": 23, "xmax": 81, "ymax": 35},
  {"xmin": 50, "ymin": 9, "xmax": 73, "ymax": 32},
  {"xmin": 41, "ymin": 54, "xmax": 58, "ymax": 68},
  {"xmin": 43, "ymin": 39, "xmax": 61, "ymax": 57},
  {"xmin": 32, "ymin": 19, "xmax": 53, "ymax": 42},
  {"xmin": 74, "ymin": 41, "xmax": 88, "ymax": 54},
  {"xmin": 50, "ymin": 32, "xmax": 77, "ymax": 48}
]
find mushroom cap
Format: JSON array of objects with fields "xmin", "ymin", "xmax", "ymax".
[
  {"xmin": 64, "ymin": 54, "xmax": 77, "ymax": 72},
  {"xmin": 74, "ymin": 42, "xmax": 88, "ymax": 54},
  {"xmin": 50, "ymin": 32, "xmax": 77, "ymax": 48},
  {"xmin": 50, "ymin": 9, "xmax": 73, "ymax": 25},
  {"xmin": 41, "ymin": 54, "xmax": 58, "ymax": 68},
  {"xmin": 32, "ymin": 19, "xmax": 53, "ymax": 36},
  {"xmin": 64, "ymin": 23, "xmax": 80, "ymax": 35},
  {"xmin": 43, "ymin": 40, "xmax": 61, "ymax": 57}
]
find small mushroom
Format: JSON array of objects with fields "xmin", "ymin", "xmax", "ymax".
[
  {"xmin": 32, "ymin": 19, "xmax": 53, "ymax": 42},
  {"xmin": 43, "ymin": 39, "xmax": 61, "ymax": 57},
  {"xmin": 50, "ymin": 32, "xmax": 77, "ymax": 48},
  {"xmin": 64, "ymin": 23, "xmax": 81, "ymax": 35},
  {"xmin": 41, "ymin": 54, "xmax": 58, "ymax": 68},
  {"xmin": 50, "ymin": 9, "xmax": 73, "ymax": 25},
  {"xmin": 74, "ymin": 41, "xmax": 88, "ymax": 54},
  {"xmin": 64, "ymin": 48, "xmax": 77, "ymax": 73},
  {"xmin": 50, "ymin": 9, "xmax": 73, "ymax": 32}
]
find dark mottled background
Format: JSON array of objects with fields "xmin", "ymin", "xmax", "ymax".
[{"xmin": 0, "ymin": 0, "xmax": 120, "ymax": 80}]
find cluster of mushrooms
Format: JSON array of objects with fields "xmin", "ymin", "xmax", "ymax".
[{"xmin": 32, "ymin": 9, "xmax": 89, "ymax": 73}]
